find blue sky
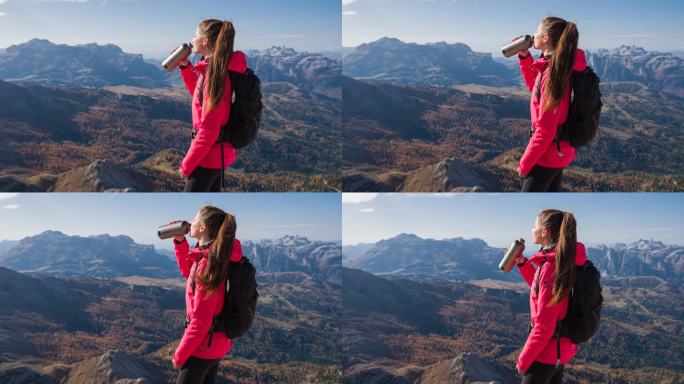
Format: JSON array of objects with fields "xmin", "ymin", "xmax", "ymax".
[
  {"xmin": 343, "ymin": 0, "xmax": 684, "ymax": 53},
  {"xmin": 342, "ymin": 193, "xmax": 684, "ymax": 248},
  {"xmin": 0, "ymin": 193, "xmax": 341, "ymax": 249},
  {"xmin": 0, "ymin": 0, "xmax": 341, "ymax": 58}
]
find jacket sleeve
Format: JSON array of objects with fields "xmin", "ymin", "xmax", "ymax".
[
  {"xmin": 173, "ymin": 261, "xmax": 222, "ymax": 366},
  {"xmin": 518, "ymin": 76, "xmax": 563, "ymax": 175},
  {"xmin": 174, "ymin": 237, "xmax": 193, "ymax": 279},
  {"xmin": 180, "ymin": 64, "xmax": 199, "ymax": 96},
  {"xmin": 180, "ymin": 79, "xmax": 232, "ymax": 177},
  {"xmin": 517, "ymin": 263, "xmax": 563, "ymax": 371},
  {"xmin": 519, "ymin": 54, "xmax": 537, "ymax": 92},
  {"xmin": 517, "ymin": 259, "xmax": 536, "ymax": 287}
]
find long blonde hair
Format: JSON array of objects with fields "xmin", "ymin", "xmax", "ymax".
[
  {"xmin": 198, "ymin": 19, "xmax": 235, "ymax": 112},
  {"xmin": 540, "ymin": 17, "xmax": 578, "ymax": 112},
  {"xmin": 195, "ymin": 205, "xmax": 236, "ymax": 294},
  {"xmin": 538, "ymin": 209, "xmax": 577, "ymax": 305}
]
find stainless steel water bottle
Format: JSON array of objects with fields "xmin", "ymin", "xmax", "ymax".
[
  {"xmin": 162, "ymin": 43, "xmax": 193, "ymax": 72},
  {"xmin": 501, "ymin": 35, "xmax": 533, "ymax": 58},
  {"xmin": 499, "ymin": 238, "xmax": 526, "ymax": 272},
  {"xmin": 157, "ymin": 221, "xmax": 191, "ymax": 239}
]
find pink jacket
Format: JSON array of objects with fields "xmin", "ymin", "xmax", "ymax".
[
  {"xmin": 517, "ymin": 50, "xmax": 587, "ymax": 174},
  {"xmin": 516, "ymin": 242, "xmax": 588, "ymax": 371},
  {"xmin": 178, "ymin": 51, "xmax": 248, "ymax": 177},
  {"xmin": 172, "ymin": 237, "xmax": 244, "ymax": 367}
]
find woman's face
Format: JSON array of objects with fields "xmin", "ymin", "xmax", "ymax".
[
  {"xmin": 531, "ymin": 216, "xmax": 547, "ymax": 245},
  {"xmin": 533, "ymin": 22, "xmax": 550, "ymax": 51},
  {"xmin": 192, "ymin": 27, "xmax": 211, "ymax": 56},
  {"xmin": 189, "ymin": 210, "xmax": 206, "ymax": 239}
]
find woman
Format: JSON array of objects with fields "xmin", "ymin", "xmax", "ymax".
[
  {"xmin": 516, "ymin": 17, "xmax": 587, "ymax": 192},
  {"xmin": 513, "ymin": 209, "xmax": 587, "ymax": 384},
  {"xmin": 170, "ymin": 206, "xmax": 243, "ymax": 383},
  {"xmin": 177, "ymin": 19, "xmax": 247, "ymax": 192}
]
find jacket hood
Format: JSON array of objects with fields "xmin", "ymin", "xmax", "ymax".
[
  {"xmin": 532, "ymin": 48, "xmax": 587, "ymax": 72},
  {"xmin": 530, "ymin": 241, "xmax": 588, "ymax": 266},
  {"xmin": 193, "ymin": 50, "xmax": 248, "ymax": 73},
  {"xmin": 188, "ymin": 238, "xmax": 244, "ymax": 262}
]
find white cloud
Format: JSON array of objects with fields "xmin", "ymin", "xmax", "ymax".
[
  {"xmin": 37, "ymin": 0, "xmax": 90, "ymax": 2},
  {"xmin": 2, "ymin": 204, "xmax": 19, "ymax": 209},
  {"xmin": 343, "ymin": 10, "xmax": 357, "ymax": 16},
  {"xmin": 342, "ymin": 0, "xmax": 357, "ymax": 5},
  {"xmin": 342, "ymin": 193, "xmax": 378, "ymax": 204},
  {"xmin": 0, "ymin": 12, "xmax": 5, "ymax": 16},
  {"xmin": 0, "ymin": 193, "xmax": 19, "ymax": 200},
  {"xmin": 358, "ymin": 207, "xmax": 375, "ymax": 213}
]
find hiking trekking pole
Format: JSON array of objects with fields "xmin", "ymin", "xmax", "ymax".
[
  {"xmin": 157, "ymin": 221, "xmax": 191, "ymax": 239},
  {"xmin": 499, "ymin": 239, "xmax": 526, "ymax": 272},
  {"xmin": 502, "ymin": 35, "xmax": 534, "ymax": 58},
  {"xmin": 162, "ymin": 43, "xmax": 193, "ymax": 72},
  {"xmin": 220, "ymin": 142, "xmax": 225, "ymax": 190}
]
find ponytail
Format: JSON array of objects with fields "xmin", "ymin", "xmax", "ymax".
[
  {"xmin": 541, "ymin": 17, "xmax": 578, "ymax": 112},
  {"xmin": 551, "ymin": 212, "xmax": 576, "ymax": 305},
  {"xmin": 537, "ymin": 209, "xmax": 577, "ymax": 305},
  {"xmin": 196, "ymin": 206, "xmax": 237, "ymax": 294},
  {"xmin": 198, "ymin": 19, "xmax": 235, "ymax": 112}
]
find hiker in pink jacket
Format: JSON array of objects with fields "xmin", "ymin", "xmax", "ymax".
[
  {"xmin": 176, "ymin": 19, "xmax": 248, "ymax": 192},
  {"xmin": 515, "ymin": 17, "xmax": 585, "ymax": 192},
  {"xmin": 513, "ymin": 209, "xmax": 585, "ymax": 384},
  {"xmin": 170, "ymin": 205, "xmax": 242, "ymax": 384}
]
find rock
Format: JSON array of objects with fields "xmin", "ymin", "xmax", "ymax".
[
  {"xmin": 63, "ymin": 350, "xmax": 166, "ymax": 384},
  {"xmin": 52, "ymin": 159, "xmax": 153, "ymax": 192},
  {"xmin": 401, "ymin": 158, "xmax": 502, "ymax": 192},
  {"xmin": 343, "ymin": 158, "xmax": 502, "ymax": 192},
  {"xmin": 343, "ymin": 353, "xmax": 517, "ymax": 384}
]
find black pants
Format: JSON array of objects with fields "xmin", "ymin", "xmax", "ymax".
[
  {"xmin": 521, "ymin": 361, "xmax": 564, "ymax": 384},
  {"xmin": 184, "ymin": 166, "xmax": 222, "ymax": 192},
  {"xmin": 176, "ymin": 356, "xmax": 220, "ymax": 384},
  {"xmin": 521, "ymin": 165, "xmax": 564, "ymax": 192}
]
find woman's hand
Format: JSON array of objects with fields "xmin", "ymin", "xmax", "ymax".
[
  {"xmin": 517, "ymin": 166, "xmax": 528, "ymax": 178},
  {"xmin": 517, "ymin": 367, "xmax": 526, "ymax": 376},
  {"xmin": 170, "ymin": 46, "xmax": 191, "ymax": 68},
  {"xmin": 515, "ymin": 255, "xmax": 527, "ymax": 265},
  {"xmin": 172, "ymin": 358, "xmax": 181, "ymax": 370}
]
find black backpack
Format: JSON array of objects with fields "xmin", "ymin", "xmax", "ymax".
[
  {"xmin": 191, "ymin": 256, "xmax": 259, "ymax": 345},
  {"xmin": 557, "ymin": 67, "xmax": 603, "ymax": 148},
  {"xmin": 558, "ymin": 260, "xmax": 603, "ymax": 344},
  {"xmin": 198, "ymin": 69, "xmax": 263, "ymax": 149}
]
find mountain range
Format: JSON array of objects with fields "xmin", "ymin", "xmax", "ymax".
[
  {"xmin": 0, "ymin": 39, "xmax": 341, "ymax": 192},
  {"xmin": 0, "ymin": 231, "xmax": 342, "ymax": 284},
  {"xmin": 344, "ymin": 234, "xmax": 684, "ymax": 286},
  {"xmin": 585, "ymin": 45, "xmax": 684, "ymax": 98},
  {"xmin": 0, "ymin": 231, "xmax": 177, "ymax": 278},
  {"xmin": 344, "ymin": 38, "xmax": 684, "ymax": 97},
  {"xmin": 0, "ymin": 39, "xmax": 342, "ymax": 96},
  {"xmin": 0, "ymin": 39, "xmax": 172, "ymax": 88},
  {"xmin": 343, "ymin": 37, "xmax": 517, "ymax": 87}
]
